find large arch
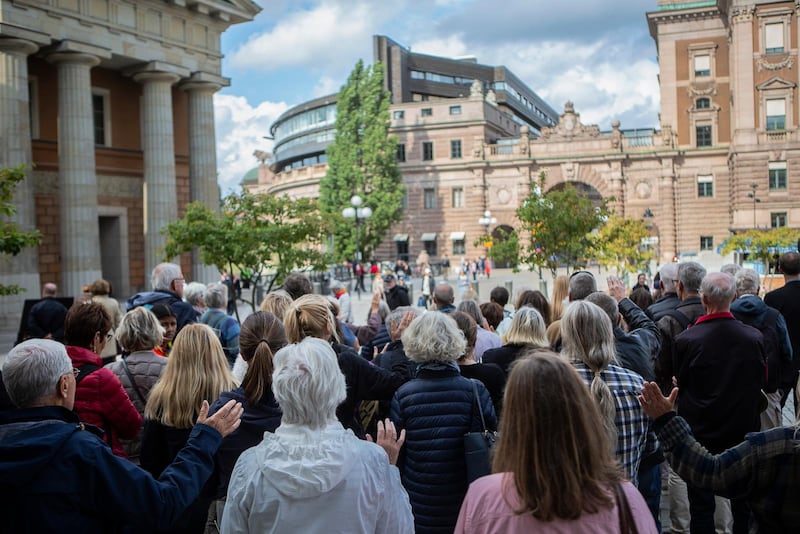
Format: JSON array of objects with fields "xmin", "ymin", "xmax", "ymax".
[
  {"xmin": 490, "ymin": 224, "xmax": 515, "ymax": 268},
  {"xmin": 547, "ymin": 181, "xmax": 605, "ymax": 207}
]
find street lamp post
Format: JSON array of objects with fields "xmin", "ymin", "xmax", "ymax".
[
  {"xmin": 342, "ymin": 195, "xmax": 372, "ymax": 298},
  {"xmin": 478, "ymin": 209, "xmax": 496, "ymax": 238},
  {"xmin": 746, "ymin": 183, "xmax": 761, "ymax": 228}
]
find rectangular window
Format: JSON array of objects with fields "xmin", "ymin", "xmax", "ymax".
[
  {"xmin": 450, "ymin": 139, "xmax": 462, "ymax": 159},
  {"xmin": 766, "ymin": 99, "xmax": 786, "ymax": 131},
  {"xmin": 766, "ymin": 22, "xmax": 784, "ymax": 54},
  {"xmin": 393, "ymin": 110, "xmax": 404, "ymax": 119},
  {"xmin": 28, "ymin": 78, "xmax": 40, "ymax": 139},
  {"xmin": 771, "ymin": 212, "xmax": 788, "ymax": 228},
  {"xmin": 769, "ymin": 161, "xmax": 787, "ymax": 190},
  {"xmin": 396, "ymin": 143, "xmax": 406, "ymax": 162},
  {"xmin": 700, "ymin": 236, "xmax": 714, "ymax": 251},
  {"xmin": 410, "ymin": 70, "xmax": 424, "ymax": 80},
  {"xmin": 696, "ymin": 124, "xmax": 712, "ymax": 147},
  {"xmin": 424, "ymin": 240, "xmax": 438, "ymax": 257},
  {"xmin": 91, "ymin": 91, "xmax": 110, "ymax": 146},
  {"xmin": 694, "ymin": 54, "xmax": 710, "ymax": 77},
  {"xmin": 424, "ymin": 188, "xmax": 436, "ymax": 209},
  {"xmin": 696, "ymin": 97, "xmax": 711, "ymax": 110},
  {"xmin": 449, "ymin": 105, "xmax": 462, "ymax": 115},
  {"xmin": 422, "ymin": 141, "xmax": 434, "ymax": 161},
  {"xmin": 421, "ymin": 108, "xmax": 433, "ymax": 117},
  {"xmin": 396, "ymin": 240, "xmax": 409, "ymax": 263},
  {"xmin": 452, "ymin": 187, "xmax": 464, "ymax": 208},
  {"xmin": 453, "ymin": 239, "xmax": 466, "ymax": 255},
  {"xmin": 697, "ymin": 175, "xmax": 713, "ymax": 197}
]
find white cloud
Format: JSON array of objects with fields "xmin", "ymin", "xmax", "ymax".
[
  {"xmin": 214, "ymin": 94, "xmax": 289, "ymax": 195},
  {"xmin": 410, "ymin": 35, "xmax": 469, "ymax": 58},
  {"xmin": 228, "ymin": 2, "xmax": 395, "ymax": 73},
  {"xmin": 311, "ymin": 75, "xmax": 341, "ymax": 98}
]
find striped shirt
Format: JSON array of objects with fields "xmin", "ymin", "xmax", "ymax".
[{"xmin": 573, "ymin": 362, "xmax": 651, "ymax": 484}]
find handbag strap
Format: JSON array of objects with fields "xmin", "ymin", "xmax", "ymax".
[
  {"xmin": 470, "ymin": 379, "xmax": 487, "ymax": 433},
  {"xmin": 614, "ymin": 482, "xmax": 639, "ymax": 534},
  {"xmin": 120, "ymin": 356, "xmax": 147, "ymax": 407}
]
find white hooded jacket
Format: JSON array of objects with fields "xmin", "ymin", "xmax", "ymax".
[{"xmin": 221, "ymin": 421, "xmax": 413, "ymax": 533}]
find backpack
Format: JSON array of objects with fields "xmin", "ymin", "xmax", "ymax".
[
  {"xmin": 206, "ymin": 311, "xmax": 233, "ymax": 358},
  {"xmin": 662, "ymin": 308, "xmax": 692, "ymax": 331}
]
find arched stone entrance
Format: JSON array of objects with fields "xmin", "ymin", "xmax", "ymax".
[
  {"xmin": 491, "ymin": 224, "xmax": 515, "ymax": 268},
  {"xmin": 547, "ymin": 181, "xmax": 605, "ymax": 206}
]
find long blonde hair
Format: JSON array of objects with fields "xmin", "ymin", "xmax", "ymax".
[
  {"xmin": 145, "ymin": 323, "xmax": 237, "ymax": 428},
  {"xmin": 550, "ymin": 275, "xmax": 569, "ymax": 321}
]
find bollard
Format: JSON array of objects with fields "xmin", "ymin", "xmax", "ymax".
[
  {"xmin": 539, "ymin": 278, "xmax": 548, "ymax": 296},
  {"xmin": 471, "ymin": 280, "xmax": 479, "ymax": 297},
  {"xmin": 504, "ymin": 280, "xmax": 513, "ymax": 298},
  {"xmin": 312, "ymin": 281, "xmax": 322, "ymax": 295},
  {"xmin": 255, "ymin": 280, "xmax": 264, "ymax": 306}
]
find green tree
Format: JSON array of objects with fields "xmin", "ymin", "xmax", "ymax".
[
  {"xmin": 516, "ymin": 173, "xmax": 609, "ymax": 277},
  {"xmin": 162, "ymin": 191, "xmax": 333, "ymax": 314},
  {"xmin": 475, "ymin": 227, "xmax": 521, "ymax": 272},
  {"xmin": 1, "ymin": 165, "xmax": 41, "ymax": 296},
  {"xmin": 320, "ymin": 59, "xmax": 404, "ymax": 262},
  {"xmin": 721, "ymin": 227, "xmax": 800, "ymax": 272},
  {"xmin": 591, "ymin": 214, "xmax": 654, "ymax": 279}
]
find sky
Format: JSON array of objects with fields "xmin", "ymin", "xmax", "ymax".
[{"xmin": 214, "ymin": 0, "xmax": 661, "ymax": 194}]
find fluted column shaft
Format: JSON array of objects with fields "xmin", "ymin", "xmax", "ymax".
[
  {"xmin": 0, "ymin": 38, "xmax": 40, "ymax": 328},
  {"xmin": 48, "ymin": 52, "xmax": 104, "ymax": 296},
  {"xmin": 134, "ymin": 71, "xmax": 180, "ymax": 284},
  {"xmin": 184, "ymin": 80, "xmax": 222, "ymax": 283}
]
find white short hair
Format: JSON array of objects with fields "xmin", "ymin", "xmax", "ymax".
[
  {"xmin": 205, "ymin": 282, "xmax": 228, "ymax": 309},
  {"xmin": 734, "ymin": 268, "xmax": 760, "ymax": 296},
  {"xmin": 3, "ymin": 339, "xmax": 71, "ymax": 408},
  {"xmin": 272, "ymin": 337, "xmax": 346, "ymax": 429},
  {"xmin": 402, "ymin": 311, "xmax": 466, "ymax": 363},
  {"xmin": 151, "ymin": 263, "xmax": 182, "ymax": 291},
  {"xmin": 184, "ymin": 282, "xmax": 207, "ymax": 306}
]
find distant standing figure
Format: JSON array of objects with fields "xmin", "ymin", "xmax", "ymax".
[
  {"xmin": 631, "ymin": 273, "xmax": 650, "ymax": 293},
  {"xmin": 27, "ymin": 283, "xmax": 68, "ymax": 343},
  {"xmin": 200, "ymin": 283, "xmax": 241, "ymax": 368},
  {"xmin": 221, "ymin": 271, "xmax": 241, "ymax": 316}
]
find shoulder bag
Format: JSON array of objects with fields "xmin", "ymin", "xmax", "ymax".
[{"xmin": 463, "ymin": 379, "xmax": 497, "ymax": 483}]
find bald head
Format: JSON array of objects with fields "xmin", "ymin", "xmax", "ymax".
[
  {"xmin": 568, "ymin": 272, "xmax": 597, "ymax": 302},
  {"xmin": 42, "ymin": 283, "xmax": 57, "ymax": 297},
  {"xmin": 433, "ymin": 283, "xmax": 454, "ymax": 307}
]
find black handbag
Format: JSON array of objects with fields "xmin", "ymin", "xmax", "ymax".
[{"xmin": 463, "ymin": 379, "xmax": 497, "ymax": 483}]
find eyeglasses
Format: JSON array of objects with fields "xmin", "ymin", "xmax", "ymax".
[
  {"xmin": 172, "ymin": 277, "xmax": 186, "ymax": 284},
  {"xmin": 106, "ymin": 333, "xmax": 113, "ymax": 341},
  {"xmin": 71, "ymin": 368, "xmax": 79, "ymax": 377}
]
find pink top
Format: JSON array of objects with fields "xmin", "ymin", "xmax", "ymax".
[{"xmin": 455, "ymin": 473, "xmax": 658, "ymax": 534}]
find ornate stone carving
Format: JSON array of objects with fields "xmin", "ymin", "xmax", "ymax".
[
  {"xmin": 485, "ymin": 89, "xmax": 497, "ymax": 106},
  {"xmin": 688, "ymin": 85, "xmax": 718, "ymax": 97},
  {"xmin": 470, "ymin": 79, "xmax": 483, "ymax": 98},
  {"xmin": 561, "ymin": 162, "xmax": 579, "ymax": 181},
  {"xmin": 540, "ymin": 102, "xmax": 600, "ymax": 140},
  {"xmin": 757, "ymin": 56, "xmax": 795, "ymax": 72},
  {"xmin": 635, "ymin": 180, "xmax": 652, "ymax": 199},
  {"xmin": 497, "ymin": 187, "xmax": 512, "ymax": 205},
  {"xmin": 730, "ymin": 5, "xmax": 755, "ymax": 22}
]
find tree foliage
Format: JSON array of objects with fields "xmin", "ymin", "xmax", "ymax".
[
  {"xmin": 516, "ymin": 173, "xmax": 610, "ymax": 277},
  {"xmin": 162, "ymin": 191, "xmax": 333, "ymax": 311},
  {"xmin": 476, "ymin": 227, "xmax": 521, "ymax": 272},
  {"xmin": 1, "ymin": 165, "xmax": 41, "ymax": 296},
  {"xmin": 720, "ymin": 227, "xmax": 800, "ymax": 271},
  {"xmin": 591, "ymin": 214, "xmax": 654, "ymax": 279},
  {"xmin": 320, "ymin": 59, "xmax": 404, "ymax": 262}
]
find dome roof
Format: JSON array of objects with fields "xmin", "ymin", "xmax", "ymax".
[{"xmin": 241, "ymin": 166, "xmax": 259, "ymax": 184}]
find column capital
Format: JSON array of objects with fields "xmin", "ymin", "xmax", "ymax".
[
  {"xmin": 180, "ymin": 71, "xmax": 229, "ymax": 93},
  {"xmin": 0, "ymin": 37, "xmax": 39, "ymax": 56},
  {"xmin": 43, "ymin": 39, "xmax": 111, "ymax": 65},
  {"xmin": 125, "ymin": 61, "xmax": 190, "ymax": 85}
]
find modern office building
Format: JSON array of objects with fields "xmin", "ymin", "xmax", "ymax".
[
  {"xmin": 248, "ymin": 2, "xmax": 800, "ymax": 268},
  {"xmin": 0, "ymin": 0, "xmax": 260, "ymax": 328}
]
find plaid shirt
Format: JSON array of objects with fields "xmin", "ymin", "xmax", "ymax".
[
  {"xmin": 655, "ymin": 412, "xmax": 800, "ymax": 533},
  {"xmin": 573, "ymin": 362, "xmax": 651, "ymax": 483}
]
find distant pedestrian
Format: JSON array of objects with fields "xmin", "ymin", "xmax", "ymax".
[{"xmin": 26, "ymin": 283, "xmax": 68, "ymax": 343}]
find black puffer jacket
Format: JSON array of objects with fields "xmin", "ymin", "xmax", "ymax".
[{"xmin": 390, "ymin": 366, "xmax": 496, "ymax": 534}]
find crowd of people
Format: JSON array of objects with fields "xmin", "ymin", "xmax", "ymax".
[{"xmin": 2, "ymin": 251, "xmax": 800, "ymax": 533}]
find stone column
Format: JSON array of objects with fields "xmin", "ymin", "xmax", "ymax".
[
  {"xmin": 182, "ymin": 73, "xmax": 226, "ymax": 284},
  {"xmin": 47, "ymin": 51, "xmax": 104, "ymax": 297},
  {"xmin": 730, "ymin": 6, "xmax": 756, "ymax": 144},
  {"xmin": 0, "ymin": 38, "xmax": 40, "ymax": 329},
  {"xmin": 132, "ymin": 69, "xmax": 182, "ymax": 285}
]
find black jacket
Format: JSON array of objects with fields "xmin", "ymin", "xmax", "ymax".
[
  {"xmin": 646, "ymin": 292, "xmax": 680, "ymax": 321},
  {"xmin": 615, "ymin": 298, "xmax": 661, "ymax": 381},
  {"xmin": 27, "ymin": 297, "xmax": 68, "ymax": 342},
  {"xmin": 675, "ymin": 314, "xmax": 765, "ymax": 453},
  {"xmin": 482, "ymin": 342, "xmax": 536, "ymax": 376},
  {"xmin": 764, "ymin": 280, "xmax": 800, "ymax": 375},
  {"xmin": 333, "ymin": 342, "xmax": 406, "ymax": 438}
]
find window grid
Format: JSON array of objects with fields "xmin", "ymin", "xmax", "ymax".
[
  {"xmin": 424, "ymin": 188, "xmax": 436, "ymax": 209},
  {"xmin": 694, "ymin": 55, "xmax": 711, "ymax": 77},
  {"xmin": 393, "ymin": 110, "xmax": 404, "ymax": 119},
  {"xmin": 453, "ymin": 239, "xmax": 465, "ymax": 255},
  {"xmin": 696, "ymin": 98, "xmax": 711, "ymax": 110},
  {"xmin": 700, "ymin": 236, "xmax": 714, "ymax": 251},
  {"xmin": 771, "ymin": 212, "xmax": 788, "ymax": 228},
  {"xmin": 769, "ymin": 162, "xmax": 787, "ymax": 190},
  {"xmin": 450, "ymin": 140, "xmax": 462, "ymax": 159},
  {"xmin": 449, "ymin": 105, "xmax": 462, "ymax": 115},
  {"xmin": 421, "ymin": 108, "xmax": 433, "ymax": 117},
  {"xmin": 396, "ymin": 143, "xmax": 406, "ymax": 162},
  {"xmin": 696, "ymin": 125, "xmax": 712, "ymax": 147},
  {"xmin": 422, "ymin": 141, "xmax": 434, "ymax": 161},
  {"xmin": 92, "ymin": 93, "xmax": 106, "ymax": 146},
  {"xmin": 452, "ymin": 187, "xmax": 464, "ymax": 208},
  {"xmin": 424, "ymin": 240, "xmax": 438, "ymax": 256}
]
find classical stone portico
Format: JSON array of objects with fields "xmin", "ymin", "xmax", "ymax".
[{"xmin": 0, "ymin": 0, "xmax": 260, "ymax": 330}]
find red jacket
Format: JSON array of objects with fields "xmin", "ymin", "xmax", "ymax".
[{"xmin": 66, "ymin": 346, "xmax": 142, "ymax": 457}]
